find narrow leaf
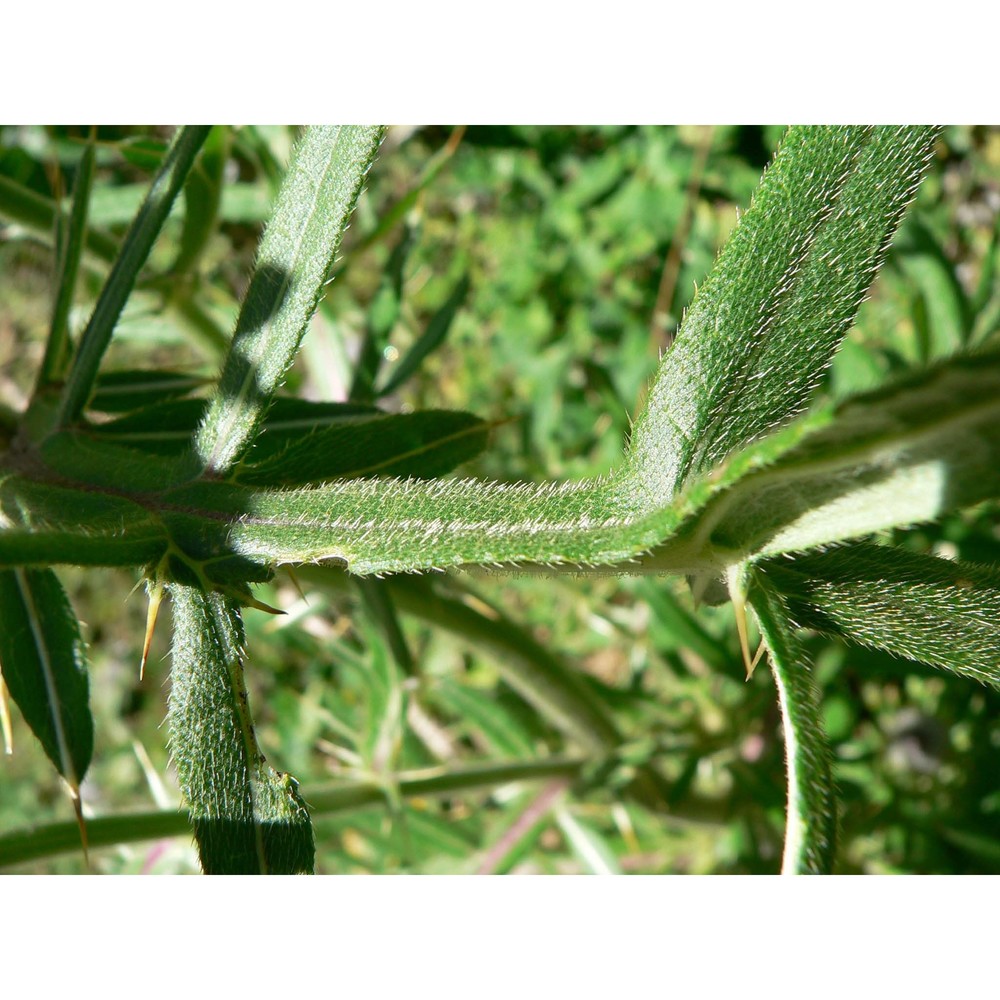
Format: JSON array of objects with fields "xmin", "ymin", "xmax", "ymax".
[
  {"xmin": 0, "ymin": 476, "xmax": 167, "ymax": 571},
  {"xmin": 36, "ymin": 135, "xmax": 96, "ymax": 391},
  {"xmin": 0, "ymin": 172, "xmax": 118, "ymax": 262},
  {"xmin": 686, "ymin": 348, "xmax": 1000, "ymax": 561},
  {"xmin": 168, "ymin": 584, "xmax": 314, "ymax": 874},
  {"xmin": 303, "ymin": 570, "xmax": 624, "ymax": 757},
  {"xmin": 0, "ymin": 568, "xmax": 93, "ymax": 790},
  {"xmin": 378, "ymin": 273, "xmax": 470, "ymax": 397},
  {"xmin": 350, "ymin": 224, "xmax": 415, "ymax": 402},
  {"xmin": 556, "ymin": 809, "xmax": 622, "ymax": 875},
  {"xmin": 194, "ymin": 125, "xmax": 386, "ymax": 475},
  {"xmin": 758, "ymin": 543, "xmax": 1000, "ymax": 688},
  {"xmin": 56, "ymin": 126, "xmax": 213, "ymax": 428},
  {"xmin": 235, "ymin": 410, "xmax": 489, "ymax": 485},
  {"xmin": 89, "ymin": 397, "xmax": 377, "ymax": 455},
  {"xmin": 749, "ymin": 569, "xmax": 836, "ymax": 875},
  {"xmin": 172, "ymin": 126, "xmax": 227, "ymax": 277},
  {"xmin": 0, "ymin": 756, "xmax": 586, "ymax": 870},
  {"xmin": 88, "ymin": 370, "xmax": 207, "ymax": 413},
  {"xmin": 628, "ymin": 126, "xmax": 940, "ymax": 502}
]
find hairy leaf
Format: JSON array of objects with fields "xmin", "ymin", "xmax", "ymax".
[
  {"xmin": 758, "ymin": 543, "xmax": 1000, "ymax": 688},
  {"xmin": 194, "ymin": 125, "xmax": 386, "ymax": 475},
  {"xmin": 235, "ymin": 410, "xmax": 489, "ymax": 485},
  {"xmin": 0, "ymin": 568, "xmax": 93, "ymax": 789},
  {"xmin": 89, "ymin": 397, "xmax": 377, "ymax": 455},
  {"xmin": 749, "ymin": 570, "xmax": 836, "ymax": 874},
  {"xmin": 684, "ymin": 348, "xmax": 1000, "ymax": 561},
  {"xmin": 627, "ymin": 126, "xmax": 940, "ymax": 503},
  {"xmin": 88, "ymin": 370, "xmax": 207, "ymax": 414},
  {"xmin": 168, "ymin": 584, "xmax": 314, "ymax": 874}
]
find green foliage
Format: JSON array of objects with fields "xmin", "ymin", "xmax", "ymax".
[{"xmin": 1, "ymin": 124, "xmax": 999, "ymax": 876}]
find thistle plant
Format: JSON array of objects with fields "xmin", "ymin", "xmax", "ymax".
[{"xmin": 2, "ymin": 124, "xmax": 997, "ymax": 875}]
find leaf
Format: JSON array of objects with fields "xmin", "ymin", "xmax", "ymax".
[
  {"xmin": 0, "ymin": 172, "xmax": 119, "ymax": 262},
  {"xmin": 748, "ymin": 569, "xmax": 836, "ymax": 875},
  {"xmin": 555, "ymin": 808, "xmax": 622, "ymax": 875},
  {"xmin": 55, "ymin": 127, "xmax": 213, "ymax": 429},
  {"xmin": 378, "ymin": 273, "xmax": 470, "ymax": 397},
  {"xmin": 0, "ymin": 475, "xmax": 167, "ymax": 571},
  {"xmin": 0, "ymin": 568, "xmax": 93, "ymax": 790},
  {"xmin": 194, "ymin": 125, "xmax": 386, "ymax": 475},
  {"xmin": 167, "ymin": 584, "xmax": 314, "ymax": 874},
  {"xmin": 35, "ymin": 135, "xmax": 95, "ymax": 390},
  {"xmin": 682, "ymin": 348, "xmax": 1000, "ymax": 561},
  {"xmin": 297, "ymin": 568, "xmax": 623, "ymax": 757},
  {"xmin": 350, "ymin": 224, "xmax": 415, "ymax": 402},
  {"xmin": 0, "ymin": 756, "xmax": 587, "ymax": 870},
  {"xmin": 172, "ymin": 126, "xmax": 227, "ymax": 277},
  {"xmin": 757, "ymin": 543, "xmax": 1000, "ymax": 688},
  {"xmin": 431, "ymin": 678, "xmax": 537, "ymax": 759},
  {"xmin": 627, "ymin": 126, "xmax": 940, "ymax": 502},
  {"xmin": 89, "ymin": 396, "xmax": 377, "ymax": 455},
  {"xmin": 895, "ymin": 218, "xmax": 971, "ymax": 359},
  {"xmin": 88, "ymin": 370, "xmax": 208, "ymax": 414},
  {"xmin": 235, "ymin": 410, "xmax": 490, "ymax": 485}
]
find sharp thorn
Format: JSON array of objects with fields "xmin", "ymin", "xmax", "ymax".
[{"xmin": 140, "ymin": 582, "xmax": 164, "ymax": 682}]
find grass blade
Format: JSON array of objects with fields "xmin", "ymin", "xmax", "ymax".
[
  {"xmin": 749, "ymin": 569, "xmax": 836, "ymax": 874},
  {"xmin": 194, "ymin": 125, "xmax": 386, "ymax": 476},
  {"xmin": 349, "ymin": 224, "xmax": 415, "ymax": 402},
  {"xmin": 56, "ymin": 126, "xmax": 212, "ymax": 429},
  {"xmin": 167, "ymin": 584, "xmax": 314, "ymax": 874},
  {"xmin": 759, "ymin": 543, "xmax": 1000, "ymax": 688},
  {"xmin": 172, "ymin": 126, "xmax": 227, "ymax": 278}
]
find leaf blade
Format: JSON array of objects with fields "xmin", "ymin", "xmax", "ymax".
[
  {"xmin": 194, "ymin": 125, "xmax": 386, "ymax": 475},
  {"xmin": 749, "ymin": 569, "xmax": 836, "ymax": 875},
  {"xmin": 56, "ymin": 126, "xmax": 213, "ymax": 428},
  {"xmin": 167, "ymin": 584, "xmax": 314, "ymax": 874},
  {"xmin": 0, "ymin": 568, "xmax": 93, "ymax": 789},
  {"xmin": 758, "ymin": 543, "xmax": 1000, "ymax": 688},
  {"xmin": 628, "ymin": 126, "xmax": 940, "ymax": 503}
]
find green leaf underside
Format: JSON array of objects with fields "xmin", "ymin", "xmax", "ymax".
[
  {"xmin": 673, "ymin": 347, "xmax": 1000, "ymax": 563},
  {"xmin": 0, "ymin": 568, "xmax": 93, "ymax": 787},
  {"xmin": 758, "ymin": 543, "xmax": 1000, "ymax": 688},
  {"xmin": 168, "ymin": 584, "xmax": 313, "ymax": 874},
  {"xmin": 749, "ymin": 571, "xmax": 836, "ymax": 875},
  {"xmin": 194, "ymin": 126, "xmax": 387, "ymax": 476}
]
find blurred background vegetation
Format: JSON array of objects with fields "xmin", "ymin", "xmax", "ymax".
[{"xmin": 2, "ymin": 125, "xmax": 999, "ymax": 874}]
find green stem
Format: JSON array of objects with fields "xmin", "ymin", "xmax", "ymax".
[{"xmin": 0, "ymin": 756, "xmax": 587, "ymax": 870}]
